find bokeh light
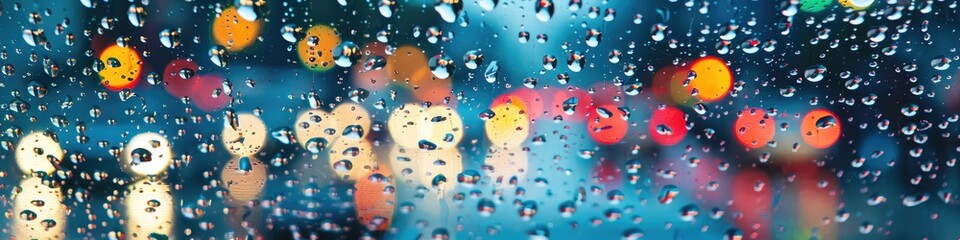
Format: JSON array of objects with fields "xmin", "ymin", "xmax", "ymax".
[
  {"xmin": 15, "ymin": 132, "xmax": 62, "ymax": 175},
  {"xmin": 121, "ymin": 132, "xmax": 173, "ymax": 177},
  {"xmin": 98, "ymin": 44, "xmax": 141, "ymax": 91},
  {"xmin": 801, "ymin": 109, "xmax": 842, "ymax": 149},
  {"xmin": 1, "ymin": 1, "xmax": 956, "ymax": 239},
  {"xmin": 212, "ymin": 6, "xmax": 262, "ymax": 51},
  {"xmin": 297, "ymin": 24, "xmax": 340, "ymax": 71},
  {"xmin": 733, "ymin": 107, "xmax": 776, "ymax": 149},
  {"xmin": 586, "ymin": 104, "xmax": 629, "ymax": 145},
  {"xmin": 486, "ymin": 99, "xmax": 530, "ymax": 149},
  {"xmin": 649, "ymin": 106, "xmax": 687, "ymax": 146},
  {"xmin": 688, "ymin": 56, "xmax": 733, "ymax": 102}
]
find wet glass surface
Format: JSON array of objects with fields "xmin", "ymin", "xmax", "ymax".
[{"xmin": 1, "ymin": 0, "xmax": 960, "ymax": 239}]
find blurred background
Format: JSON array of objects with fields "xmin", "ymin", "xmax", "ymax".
[{"xmin": 1, "ymin": 0, "xmax": 960, "ymax": 239}]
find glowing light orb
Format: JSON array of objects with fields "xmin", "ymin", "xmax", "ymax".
[
  {"xmin": 649, "ymin": 106, "xmax": 687, "ymax": 146},
  {"xmin": 162, "ymin": 59, "xmax": 199, "ymax": 97},
  {"xmin": 220, "ymin": 156, "xmax": 267, "ymax": 204},
  {"xmin": 411, "ymin": 68, "xmax": 455, "ymax": 106},
  {"xmin": 191, "ymin": 74, "xmax": 232, "ymax": 111},
  {"xmin": 352, "ymin": 42, "xmax": 390, "ymax": 91},
  {"xmin": 687, "ymin": 56, "xmax": 733, "ymax": 102},
  {"xmin": 212, "ymin": 6, "xmax": 262, "ymax": 51},
  {"xmin": 587, "ymin": 104, "xmax": 629, "ymax": 145},
  {"xmin": 294, "ymin": 109, "xmax": 339, "ymax": 149},
  {"xmin": 15, "ymin": 132, "xmax": 62, "ymax": 175},
  {"xmin": 121, "ymin": 132, "xmax": 173, "ymax": 177},
  {"xmin": 801, "ymin": 109, "xmax": 841, "ymax": 149},
  {"xmin": 418, "ymin": 105, "xmax": 465, "ymax": 150},
  {"xmin": 355, "ymin": 168, "xmax": 396, "ymax": 231},
  {"xmin": 327, "ymin": 138, "xmax": 375, "ymax": 181},
  {"xmin": 332, "ymin": 102, "xmax": 373, "ymax": 140},
  {"xmin": 418, "ymin": 148, "xmax": 463, "ymax": 194},
  {"xmin": 389, "ymin": 145, "xmax": 421, "ymax": 184},
  {"xmin": 125, "ymin": 179, "xmax": 175, "ymax": 239},
  {"xmin": 733, "ymin": 108, "xmax": 776, "ymax": 149},
  {"xmin": 13, "ymin": 177, "xmax": 66, "ymax": 239},
  {"xmin": 388, "ymin": 103, "xmax": 428, "ymax": 149},
  {"xmin": 493, "ymin": 89, "xmax": 544, "ymax": 120},
  {"xmin": 221, "ymin": 113, "xmax": 267, "ymax": 157},
  {"xmin": 486, "ymin": 100, "xmax": 530, "ymax": 149},
  {"xmin": 387, "ymin": 45, "xmax": 429, "ymax": 85},
  {"xmin": 98, "ymin": 44, "xmax": 141, "ymax": 91},
  {"xmin": 297, "ymin": 25, "xmax": 340, "ymax": 71}
]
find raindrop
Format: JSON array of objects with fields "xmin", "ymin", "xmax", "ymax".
[
  {"xmin": 127, "ymin": 4, "xmax": 146, "ymax": 27},
  {"xmin": 333, "ymin": 41, "xmax": 362, "ymax": 67},
  {"xmin": 209, "ymin": 45, "xmax": 229, "ymax": 67},
  {"xmin": 429, "ymin": 53, "xmax": 456, "ymax": 79},
  {"xmin": 534, "ymin": 0, "xmax": 555, "ymax": 22},
  {"xmin": 159, "ymin": 29, "xmax": 182, "ymax": 48}
]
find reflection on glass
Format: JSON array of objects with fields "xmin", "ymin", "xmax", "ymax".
[
  {"xmin": 13, "ymin": 177, "xmax": 67, "ymax": 240},
  {"xmin": 124, "ymin": 179, "xmax": 174, "ymax": 240}
]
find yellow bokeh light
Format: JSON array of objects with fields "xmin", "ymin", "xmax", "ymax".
[
  {"xmin": 418, "ymin": 106, "xmax": 464, "ymax": 150},
  {"xmin": 687, "ymin": 56, "xmax": 732, "ymax": 102},
  {"xmin": 418, "ymin": 148, "xmax": 463, "ymax": 194},
  {"xmin": 485, "ymin": 101, "xmax": 530, "ymax": 149},
  {"xmin": 389, "ymin": 145, "xmax": 420, "ymax": 184},
  {"xmin": 125, "ymin": 179, "xmax": 175, "ymax": 239},
  {"xmin": 388, "ymin": 103, "xmax": 428, "ymax": 149},
  {"xmin": 220, "ymin": 156, "xmax": 267, "ymax": 204},
  {"xmin": 121, "ymin": 132, "xmax": 173, "ymax": 177},
  {"xmin": 332, "ymin": 102, "xmax": 372, "ymax": 140},
  {"xmin": 294, "ymin": 109, "xmax": 339, "ymax": 148},
  {"xmin": 13, "ymin": 177, "xmax": 66, "ymax": 240},
  {"xmin": 327, "ymin": 138, "xmax": 375, "ymax": 181},
  {"xmin": 15, "ymin": 132, "xmax": 62, "ymax": 175},
  {"xmin": 221, "ymin": 113, "xmax": 267, "ymax": 157},
  {"xmin": 212, "ymin": 6, "xmax": 262, "ymax": 51},
  {"xmin": 98, "ymin": 44, "xmax": 142, "ymax": 91},
  {"xmin": 388, "ymin": 144, "xmax": 463, "ymax": 194}
]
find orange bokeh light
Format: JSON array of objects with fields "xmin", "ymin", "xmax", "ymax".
[
  {"xmin": 297, "ymin": 25, "xmax": 341, "ymax": 71},
  {"xmin": 387, "ymin": 45, "xmax": 430, "ymax": 85},
  {"xmin": 411, "ymin": 68, "xmax": 455, "ymax": 106},
  {"xmin": 212, "ymin": 7, "xmax": 262, "ymax": 51},
  {"xmin": 733, "ymin": 108, "xmax": 776, "ymax": 149},
  {"xmin": 354, "ymin": 169, "xmax": 395, "ymax": 231},
  {"xmin": 801, "ymin": 109, "xmax": 842, "ymax": 149},
  {"xmin": 687, "ymin": 56, "xmax": 733, "ymax": 102}
]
